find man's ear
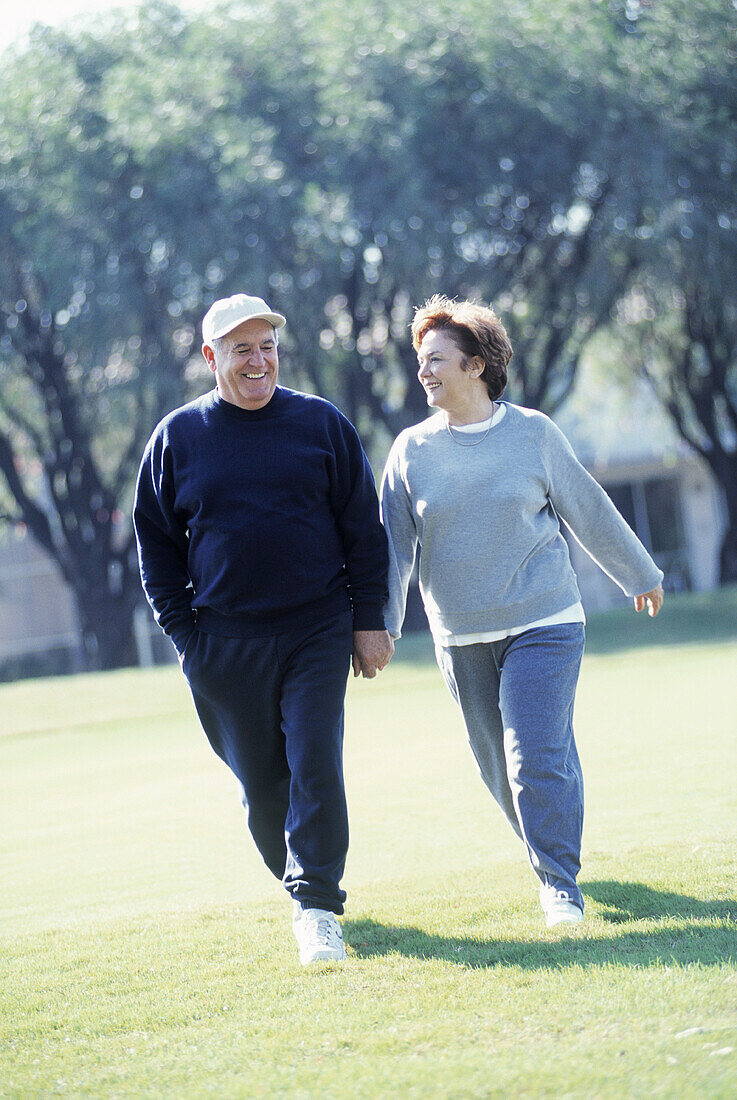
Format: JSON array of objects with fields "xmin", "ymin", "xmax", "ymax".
[{"xmin": 202, "ymin": 343, "xmax": 216, "ymax": 373}]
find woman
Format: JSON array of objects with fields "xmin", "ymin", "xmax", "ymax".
[{"xmin": 380, "ymin": 295, "xmax": 664, "ymax": 927}]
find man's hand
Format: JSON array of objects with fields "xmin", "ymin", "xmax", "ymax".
[
  {"xmin": 634, "ymin": 583, "xmax": 664, "ymax": 617},
  {"xmin": 352, "ymin": 629, "xmax": 394, "ymax": 678}
]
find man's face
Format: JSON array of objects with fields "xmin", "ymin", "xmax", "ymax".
[{"xmin": 203, "ymin": 318, "xmax": 279, "ymax": 410}]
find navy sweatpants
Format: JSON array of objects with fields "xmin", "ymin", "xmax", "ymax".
[{"xmin": 181, "ymin": 610, "xmax": 353, "ymax": 914}]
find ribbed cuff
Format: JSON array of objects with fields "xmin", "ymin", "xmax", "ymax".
[
  {"xmin": 169, "ymin": 619, "xmax": 196, "ymax": 656},
  {"xmin": 351, "ymin": 601, "xmax": 387, "ymax": 632}
]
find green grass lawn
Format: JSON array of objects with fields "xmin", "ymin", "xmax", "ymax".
[{"xmin": 2, "ymin": 589, "xmax": 736, "ymax": 1097}]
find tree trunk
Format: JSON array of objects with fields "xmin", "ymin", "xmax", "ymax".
[
  {"xmin": 720, "ymin": 523, "xmax": 737, "ymax": 584},
  {"xmin": 715, "ymin": 455, "xmax": 737, "ymax": 584},
  {"xmin": 69, "ymin": 565, "xmax": 141, "ymax": 671}
]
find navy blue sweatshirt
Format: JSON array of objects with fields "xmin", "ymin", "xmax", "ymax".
[{"xmin": 133, "ymin": 387, "xmax": 389, "ymax": 653}]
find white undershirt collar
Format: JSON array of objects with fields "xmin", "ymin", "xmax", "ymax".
[{"xmin": 450, "ymin": 403, "xmax": 507, "ymax": 433}]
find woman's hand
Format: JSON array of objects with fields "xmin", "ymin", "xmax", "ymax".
[{"xmin": 634, "ymin": 583, "xmax": 664, "ymax": 617}]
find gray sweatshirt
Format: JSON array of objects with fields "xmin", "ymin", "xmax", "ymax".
[{"xmin": 380, "ymin": 402, "xmax": 664, "ymax": 640}]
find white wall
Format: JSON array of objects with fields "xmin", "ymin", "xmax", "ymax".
[{"xmin": 0, "ymin": 531, "xmax": 79, "ymax": 661}]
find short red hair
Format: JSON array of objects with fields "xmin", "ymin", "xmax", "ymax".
[{"xmin": 411, "ymin": 295, "xmax": 512, "ymax": 401}]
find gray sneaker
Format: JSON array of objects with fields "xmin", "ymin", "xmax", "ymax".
[
  {"xmin": 540, "ymin": 884, "xmax": 584, "ymax": 928},
  {"xmin": 293, "ymin": 905, "xmax": 347, "ymax": 965}
]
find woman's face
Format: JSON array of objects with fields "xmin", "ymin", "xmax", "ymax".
[{"xmin": 417, "ymin": 328, "xmax": 478, "ymax": 414}]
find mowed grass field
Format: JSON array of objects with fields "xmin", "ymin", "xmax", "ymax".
[{"xmin": 2, "ymin": 589, "xmax": 736, "ymax": 1098}]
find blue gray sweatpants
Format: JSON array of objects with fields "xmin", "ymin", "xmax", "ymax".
[
  {"xmin": 435, "ymin": 623, "xmax": 586, "ymax": 910},
  {"xmin": 181, "ymin": 609, "xmax": 354, "ymax": 915}
]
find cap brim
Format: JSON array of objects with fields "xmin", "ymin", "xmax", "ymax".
[{"xmin": 210, "ymin": 311, "xmax": 287, "ymax": 340}]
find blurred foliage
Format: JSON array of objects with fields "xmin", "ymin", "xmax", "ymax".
[{"xmin": 0, "ymin": 0, "xmax": 735, "ymax": 667}]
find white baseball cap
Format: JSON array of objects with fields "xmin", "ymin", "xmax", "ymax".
[{"xmin": 201, "ymin": 294, "xmax": 287, "ymax": 345}]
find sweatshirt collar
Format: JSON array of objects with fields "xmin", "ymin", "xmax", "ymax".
[{"xmin": 211, "ymin": 385, "xmax": 285, "ymax": 420}]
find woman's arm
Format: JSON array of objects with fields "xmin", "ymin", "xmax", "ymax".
[
  {"xmin": 379, "ymin": 440, "xmax": 419, "ymax": 640},
  {"xmin": 543, "ymin": 419, "xmax": 664, "ymax": 598}
]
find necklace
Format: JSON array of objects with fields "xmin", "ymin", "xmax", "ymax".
[{"xmin": 445, "ymin": 405, "xmax": 495, "ymax": 447}]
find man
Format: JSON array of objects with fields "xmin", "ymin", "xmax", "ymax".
[{"xmin": 133, "ymin": 293, "xmax": 393, "ymax": 965}]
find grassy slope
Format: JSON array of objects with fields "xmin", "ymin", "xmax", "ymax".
[{"xmin": 1, "ymin": 588, "xmax": 736, "ymax": 1097}]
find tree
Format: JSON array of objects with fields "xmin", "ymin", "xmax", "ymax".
[
  {"xmin": 260, "ymin": 0, "xmax": 666, "ymax": 436},
  {"xmin": 0, "ymin": 5, "xmax": 297, "ymax": 666},
  {"xmin": 1, "ymin": 0, "xmax": 735, "ymax": 671},
  {"xmin": 605, "ymin": 0, "xmax": 737, "ymax": 580}
]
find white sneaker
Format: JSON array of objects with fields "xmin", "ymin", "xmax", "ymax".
[
  {"xmin": 540, "ymin": 885, "xmax": 584, "ymax": 928},
  {"xmin": 292, "ymin": 905, "xmax": 347, "ymax": 965}
]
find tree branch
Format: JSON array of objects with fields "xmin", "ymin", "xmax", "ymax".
[{"xmin": 0, "ymin": 426, "xmax": 59, "ymax": 560}]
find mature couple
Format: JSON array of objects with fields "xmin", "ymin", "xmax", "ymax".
[{"xmin": 134, "ymin": 292, "xmax": 663, "ymax": 966}]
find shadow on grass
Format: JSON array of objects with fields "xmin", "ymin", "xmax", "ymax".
[
  {"xmin": 584, "ymin": 879, "xmax": 736, "ymax": 924},
  {"xmin": 344, "ymin": 882, "xmax": 737, "ymax": 971}
]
